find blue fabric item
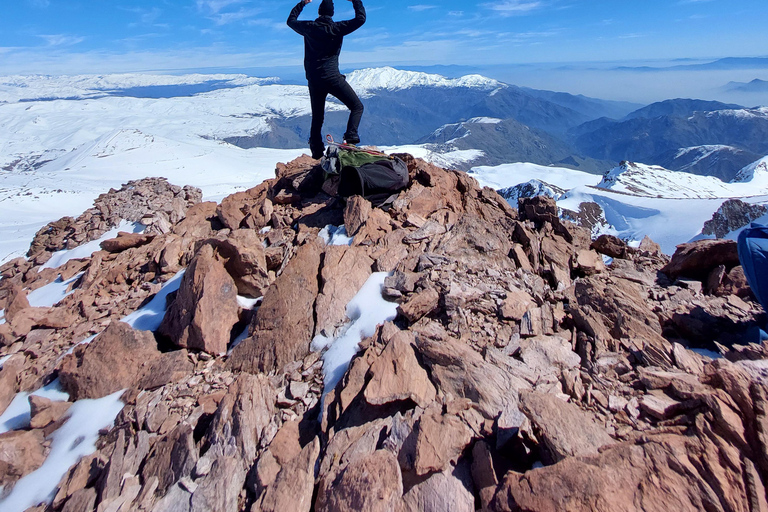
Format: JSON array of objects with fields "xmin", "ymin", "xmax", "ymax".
[{"xmin": 737, "ymin": 222, "xmax": 768, "ymax": 310}]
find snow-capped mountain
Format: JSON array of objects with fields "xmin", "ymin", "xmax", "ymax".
[
  {"xmin": 732, "ymin": 155, "xmax": 768, "ymax": 184},
  {"xmin": 654, "ymin": 145, "xmax": 761, "ymax": 181},
  {"xmin": 597, "ymin": 161, "xmax": 738, "ymax": 198},
  {"xmin": 345, "ymin": 67, "xmax": 504, "ymax": 97},
  {"xmin": 470, "ymin": 156, "xmax": 768, "ymax": 253}
]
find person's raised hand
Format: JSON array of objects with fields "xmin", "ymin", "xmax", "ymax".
[{"xmin": 303, "ymin": 0, "xmax": 312, "ymax": 4}]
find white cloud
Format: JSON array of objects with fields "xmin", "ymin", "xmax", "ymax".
[
  {"xmin": 196, "ymin": 0, "xmax": 248, "ymax": 14},
  {"xmin": 210, "ymin": 8, "xmax": 260, "ymax": 25},
  {"xmin": 38, "ymin": 35, "xmax": 85, "ymax": 47},
  {"xmin": 483, "ymin": 0, "xmax": 543, "ymax": 16},
  {"xmin": 408, "ymin": 5, "xmax": 437, "ymax": 11}
]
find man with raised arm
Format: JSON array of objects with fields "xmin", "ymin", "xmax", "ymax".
[{"xmin": 287, "ymin": 0, "xmax": 366, "ymax": 159}]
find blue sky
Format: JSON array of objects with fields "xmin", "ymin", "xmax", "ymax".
[{"xmin": 1, "ymin": 0, "xmax": 767, "ymax": 75}]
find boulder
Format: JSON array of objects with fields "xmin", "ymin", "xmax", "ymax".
[
  {"xmin": 591, "ymin": 234, "xmax": 627, "ymax": 259},
  {"xmin": 492, "ymin": 434, "xmax": 757, "ymax": 512},
  {"xmin": 142, "ymin": 423, "xmax": 198, "ymax": 496},
  {"xmin": 519, "ymin": 390, "xmax": 614, "ymax": 463},
  {"xmin": 662, "ymin": 238, "xmax": 740, "ymax": 280},
  {"xmin": 159, "ymin": 244, "xmax": 239, "ymax": 355},
  {"xmin": 412, "ymin": 406, "xmax": 473, "ymax": 475},
  {"xmin": 205, "ymin": 373, "xmax": 275, "ymax": 462},
  {"xmin": 315, "ymin": 450, "xmax": 403, "ymax": 512},
  {"xmin": 256, "ymin": 438, "xmax": 320, "ymax": 512},
  {"xmin": 397, "ymin": 288, "xmax": 440, "ymax": 323},
  {"xmin": 315, "ymin": 245, "xmax": 373, "ymax": 335},
  {"xmin": 100, "ymin": 232, "xmax": 156, "ymax": 253},
  {"xmin": 228, "ymin": 240, "xmax": 322, "ymax": 373},
  {"xmin": 29, "ymin": 395, "xmax": 72, "ymax": 429},
  {"xmin": 0, "ymin": 429, "xmax": 47, "ymax": 489},
  {"xmin": 344, "ymin": 196, "xmax": 372, "ymax": 237},
  {"xmin": 59, "ymin": 321, "xmax": 191, "ymax": 399},
  {"xmin": 518, "ymin": 196, "xmax": 558, "ymax": 226},
  {"xmin": 400, "ymin": 465, "xmax": 475, "ymax": 512},
  {"xmin": 203, "ymin": 229, "xmax": 271, "ymax": 297},
  {"xmin": 363, "ymin": 330, "xmax": 436, "ymax": 408}
]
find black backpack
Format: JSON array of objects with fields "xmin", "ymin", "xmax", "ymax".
[{"xmin": 322, "ymin": 145, "xmax": 409, "ymax": 203}]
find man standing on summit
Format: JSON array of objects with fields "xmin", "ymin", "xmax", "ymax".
[{"xmin": 287, "ymin": 0, "xmax": 366, "ymax": 159}]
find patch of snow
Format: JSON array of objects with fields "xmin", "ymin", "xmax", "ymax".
[
  {"xmin": 0, "ymin": 379, "xmax": 70, "ymax": 434},
  {"xmin": 40, "ymin": 220, "xmax": 143, "ymax": 271},
  {"xmin": 0, "ymin": 309, "xmax": 4, "ymax": 325},
  {"xmin": 311, "ymin": 272, "xmax": 398, "ymax": 400},
  {"xmin": 237, "ymin": 296, "xmax": 262, "ymax": 310},
  {"xmin": 0, "ymin": 354, "xmax": 11, "ymax": 367},
  {"xmin": 319, "ymin": 225, "xmax": 354, "ymax": 246},
  {"xmin": 470, "ymin": 162, "xmax": 599, "ymax": 191},
  {"xmin": 26, "ymin": 272, "xmax": 84, "ymax": 308},
  {"xmin": 466, "ymin": 117, "xmax": 502, "ymax": 124},
  {"xmin": 61, "ymin": 334, "xmax": 98, "ymax": 359},
  {"xmin": 382, "ymin": 144, "xmax": 484, "ymax": 168},
  {"xmin": 121, "ymin": 270, "xmax": 185, "ymax": 331},
  {"xmin": 228, "ymin": 327, "xmax": 250, "ymax": 355},
  {"xmin": 0, "ymin": 390, "xmax": 125, "ymax": 512}
]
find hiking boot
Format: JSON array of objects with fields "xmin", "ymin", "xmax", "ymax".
[{"xmin": 343, "ymin": 134, "xmax": 360, "ymax": 145}]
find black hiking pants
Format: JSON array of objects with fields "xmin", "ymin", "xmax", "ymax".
[{"xmin": 308, "ymin": 74, "xmax": 364, "ymax": 158}]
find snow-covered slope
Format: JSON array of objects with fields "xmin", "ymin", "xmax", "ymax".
[
  {"xmin": 597, "ymin": 162, "xmax": 737, "ymax": 198},
  {"xmin": 346, "ymin": 67, "xmax": 504, "ymax": 97},
  {"xmin": 470, "ymin": 155, "xmax": 768, "ymax": 254},
  {"xmin": 732, "ymin": 155, "xmax": 768, "ymax": 185}
]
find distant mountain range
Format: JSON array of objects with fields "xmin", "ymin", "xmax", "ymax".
[
  {"xmin": 614, "ymin": 57, "xmax": 768, "ymax": 72},
  {"xmin": 724, "ymin": 79, "xmax": 768, "ymax": 94}
]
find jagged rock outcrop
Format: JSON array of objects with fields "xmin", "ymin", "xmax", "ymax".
[
  {"xmin": 27, "ymin": 177, "xmax": 202, "ymax": 264},
  {"xmin": 702, "ymin": 198, "xmax": 768, "ymax": 239},
  {"xmin": 0, "ymin": 154, "xmax": 766, "ymax": 512}
]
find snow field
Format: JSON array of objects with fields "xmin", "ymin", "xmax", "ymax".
[
  {"xmin": 311, "ymin": 272, "xmax": 399, "ymax": 401},
  {"xmin": 0, "ymin": 390, "xmax": 125, "ymax": 512}
]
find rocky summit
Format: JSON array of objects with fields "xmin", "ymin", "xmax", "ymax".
[{"xmin": 0, "ymin": 155, "xmax": 767, "ymax": 512}]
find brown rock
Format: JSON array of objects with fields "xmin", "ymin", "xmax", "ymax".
[
  {"xmin": 61, "ymin": 488, "xmax": 97, "ymax": 512},
  {"xmin": 518, "ymin": 196, "xmax": 558, "ymax": 226},
  {"xmin": 59, "ymin": 320, "xmax": 187, "ymax": 399},
  {"xmin": 256, "ymin": 438, "xmax": 320, "ymax": 512},
  {"xmin": 591, "ymin": 234, "xmax": 627, "ymax": 259},
  {"xmin": 99, "ymin": 232, "xmax": 156, "ymax": 253},
  {"xmin": 417, "ymin": 335, "xmax": 529, "ymax": 421},
  {"xmin": 499, "ymin": 288, "xmax": 535, "ymax": 321},
  {"xmin": 400, "ymin": 465, "xmax": 475, "ymax": 512},
  {"xmin": 413, "ymin": 406, "xmax": 473, "ymax": 475},
  {"xmin": 172, "ymin": 201, "xmax": 218, "ymax": 238},
  {"xmin": 205, "ymin": 373, "xmax": 275, "ymax": 462},
  {"xmin": 159, "ymin": 244, "xmax": 239, "ymax": 355},
  {"xmin": 0, "ymin": 429, "xmax": 47, "ymax": 489},
  {"xmin": 228, "ymin": 240, "xmax": 322, "ymax": 373},
  {"xmin": 190, "ymin": 456, "xmax": 247, "ymax": 512},
  {"xmin": 492, "ymin": 434, "xmax": 752, "ymax": 512},
  {"xmin": 0, "ymin": 354, "xmax": 24, "ymax": 415},
  {"xmin": 363, "ymin": 330, "xmax": 436, "ymax": 408},
  {"xmin": 315, "ymin": 450, "xmax": 403, "ymax": 512},
  {"xmin": 315, "ymin": 245, "xmax": 373, "ymax": 335},
  {"xmin": 141, "ymin": 423, "xmax": 198, "ymax": 495},
  {"xmin": 29, "ymin": 395, "xmax": 71, "ymax": 429},
  {"xmin": 519, "ymin": 390, "xmax": 614, "ymax": 463},
  {"xmin": 662, "ymin": 238, "xmax": 740, "ymax": 280},
  {"xmin": 344, "ymin": 195, "xmax": 372, "ymax": 237},
  {"xmin": 638, "ymin": 235, "xmax": 662, "ymax": 255},
  {"xmin": 518, "ymin": 335, "xmax": 580, "ymax": 374},
  {"xmin": 216, "ymin": 181, "xmax": 271, "ymax": 230},
  {"xmin": 8, "ymin": 306, "xmax": 76, "ymax": 337},
  {"xmin": 204, "ymin": 229, "xmax": 271, "ymax": 297},
  {"xmin": 573, "ymin": 249, "xmax": 606, "ymax": 276},
  {"xmin": 397, "ymin": 288, "xmax": 440, "ymax": 323}
]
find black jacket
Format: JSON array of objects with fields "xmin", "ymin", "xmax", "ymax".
[{"xmin": 287, "ymin": 0, "xmax": 366, "ymax": 81}]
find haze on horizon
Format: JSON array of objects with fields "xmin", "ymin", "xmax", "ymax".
[{"xmin": 2, "ymin": 0, "xmax": 768, "ymax": 104}]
